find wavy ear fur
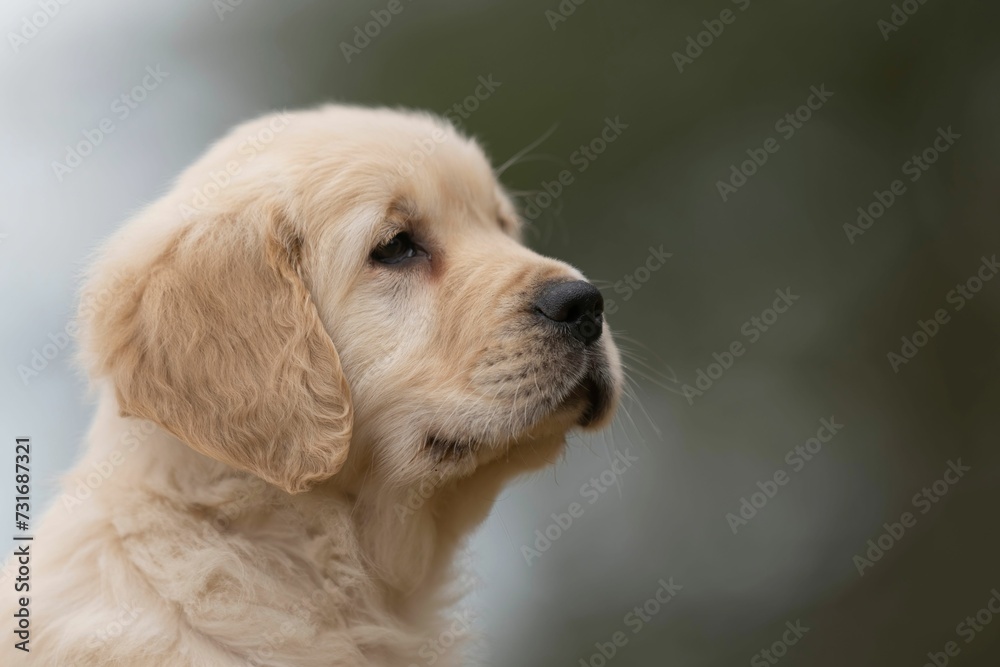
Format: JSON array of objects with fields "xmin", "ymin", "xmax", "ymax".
[{"xmin": 81, "ymin": 206, "xmax": 353, "ymax": 494}]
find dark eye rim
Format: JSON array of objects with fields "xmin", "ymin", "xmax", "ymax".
[{"xmin": 370, "ymin": 231, "xmax": 428, "ymax": 265}]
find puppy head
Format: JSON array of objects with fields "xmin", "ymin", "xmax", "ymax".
[{"xmin": 80, "ymin": 105, "xmax": 621, "ymax": 494}]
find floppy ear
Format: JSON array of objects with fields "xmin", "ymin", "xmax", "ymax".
[{"xmin": 81, "ymin": 206, "xmax": 353, "ymax": 494}]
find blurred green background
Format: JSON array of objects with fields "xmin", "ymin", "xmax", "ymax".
[{"xmin": 2, "ymin": 0, "xmax": 1000, "ymax": 664}]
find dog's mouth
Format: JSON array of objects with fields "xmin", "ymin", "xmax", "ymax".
[
  {"xmin": 568, "ymin": 366, "xmax": 615, "ymax": 429},
  {"xmin": 423, "ymin": 349, "xmax": 619, "ymax": 464}
]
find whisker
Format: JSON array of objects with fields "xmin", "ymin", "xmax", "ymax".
[{"xmin": 495, "ymin": 123, "xmax": 560, "ymax": 178}]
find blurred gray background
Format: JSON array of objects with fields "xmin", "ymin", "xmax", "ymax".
[{"xmin": 2, "ymin": 0, "xmax": 1000, "ymax": 665}]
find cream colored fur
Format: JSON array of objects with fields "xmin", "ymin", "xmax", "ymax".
[{"xmin": 2, "ymin": 105, "xmax": 621, "ymax": 666}]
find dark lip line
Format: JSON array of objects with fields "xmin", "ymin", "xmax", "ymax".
[
  {"xmin": 424, "ymin": 434, "xmax": 473, "ymax": 460},
  {"xmin": 576, "ymin": 372, "xmax": 610, "ymax": 427}
]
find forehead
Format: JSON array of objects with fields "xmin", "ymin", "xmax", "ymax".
[
  {"xmin": 382, "ymin": 118, "xmax": 510, "ymax": 226},
  {"xmin": 393, "ymin": 153, "xmax": 520, "ymax": 238},
  {"xmin": 309, "ymin": 107, "xmax": 517, "ymax": 230},
  {"xmin": 282, "ymin": 108, "xmax": 522, "ymax": 273}
]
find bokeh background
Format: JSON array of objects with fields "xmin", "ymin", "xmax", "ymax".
[{"xmin": 2, "ymin": 0, "xmax": 1000, "ymax": 665}]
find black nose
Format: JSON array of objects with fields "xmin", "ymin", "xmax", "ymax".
[{"xmin": 534, "ymin": 280, "xmax": 604, "ymax": 344}]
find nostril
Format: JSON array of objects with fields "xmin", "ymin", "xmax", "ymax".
[
  {"xmin": 534, "ymin": 280, "xmax": 603, "ymax": 323},
  {"xmin": 534, "ymin": 280, "xmax": 605, "ymax": 344}
]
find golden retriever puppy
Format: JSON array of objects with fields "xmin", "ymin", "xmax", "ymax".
[{"xmin": 2, "ymin": 105, "xmax": 621, "ymax": 666}]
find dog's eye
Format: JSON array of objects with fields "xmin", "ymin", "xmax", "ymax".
[{"xmin": 372, "ymin": 232, "xmax": 423, "ymax": 265}]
